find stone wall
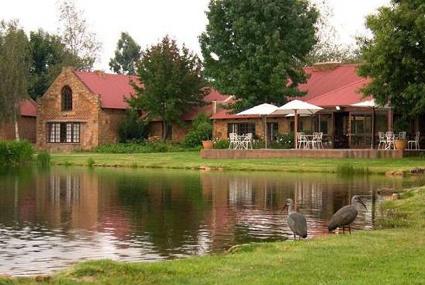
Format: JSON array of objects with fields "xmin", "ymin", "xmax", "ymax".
[
  {"xmin": 99, "ymin": 108, "xmax": 126, "ymax": 145},
  {"xmin": 201, "ymin": 149, "xmax": 404, "ymax": 159},
  {"xmin": 148, "ymin": 121, "xmax": 191, "ymax": 142},
  {"xmin": 36, "ymin": 68, "xmax": 101, "ymax": 151},
  {"xmin": 0, "ymin": 116, "xmax": 36, "ymax": 143}
]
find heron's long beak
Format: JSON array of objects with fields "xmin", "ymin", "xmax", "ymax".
[
  {"xmin": 359, "ymin": 199, "xmax": 367, "ymax": 210},
  {"xmin": 281, "ymin": 204, "xmax": 288, "ymax": 212}
]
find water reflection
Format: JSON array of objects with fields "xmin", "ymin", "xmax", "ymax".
[{"xmin": 0, "ymin": 167, "xmax": 424, "ymax": 276}]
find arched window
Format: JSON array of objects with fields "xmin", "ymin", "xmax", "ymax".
[{"xmin": 61, "ymin": 86, "xmax": 73, "ymax": 111}]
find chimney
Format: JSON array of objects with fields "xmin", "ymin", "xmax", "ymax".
[{"xmin": 212, "ymin": 101, "xmax": 217, "ymax": 114}]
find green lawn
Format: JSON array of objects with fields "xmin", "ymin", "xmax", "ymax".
[
  {"xmin": 50, "ymin": 151, "xmax": 425, "ymax": 175},
  {"xmin": 7, "ymin": 187, "xmax": 425, "ymax": 284}
]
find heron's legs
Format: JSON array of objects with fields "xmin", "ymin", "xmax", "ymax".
[
  {"xmin": 349, "ymin": 226, "xmax": 352, "ymax": 234},
  {"xmin": 342, "ymin": 226, "xmax": 345, "ymax": 234},
  {"xmin": 293, "ymin": 233, "xmax": 296, "ymax": 240}
]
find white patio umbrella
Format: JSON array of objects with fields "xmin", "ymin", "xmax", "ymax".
[
  {"xmin": 273, "ymin": 100, "xmax": 323, "ymax": 149},
  {"xmin": 237, "ymin": 103, "xmax": 278, "ymax": 149}
]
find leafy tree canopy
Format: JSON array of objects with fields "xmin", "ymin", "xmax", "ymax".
[
  {"xmin": 0, "ymin": 20, "xmax": 30, "ymax": 140},
  {"xmin": 130, "ymin": 36, "xmax": 207, "ymax": 140},
  {"xmin": 109, "ymin": 32, "xmax": 141, "ymax": 75},
  {"xmin": 28, "ymin": 29, "xmax": 82, "ymax": 99},
  {"xmin": 200, "ymin": 0, "xmax": 318, "ymax": 111},
  {"xmin": 57, "ymin": 0, "xmax": 102, "ymax": 70},
  {"xmin": 358, "ymin": 0, "xmax": 425, "ymax": 118}
]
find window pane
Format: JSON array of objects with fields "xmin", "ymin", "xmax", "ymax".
[
  {"xmin": 66, "ymin": 123, "xmax": 72, "ymax": 143},
  {"xmin": 73, "ymin": 123, "xmax": 80, "ymax": 143}
]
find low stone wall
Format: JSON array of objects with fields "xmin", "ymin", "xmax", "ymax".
[{"xmin": 200, "ymin": 149, "xmax": 405, "ymax": 159}]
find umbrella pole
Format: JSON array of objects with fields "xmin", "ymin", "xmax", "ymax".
[
  {"xmin": 371, "ymin": 107, "xmax": 375, "ymax": 149},
  {"xmin": 295, "ymin": 109, "xmax": 298, "ymax": 149},
  {"xmin": 264, "ymin": 116, "xmax": 268, "ymax": 149}
]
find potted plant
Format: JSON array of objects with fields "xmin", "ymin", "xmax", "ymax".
[
  {"xmin": 394, "ymin": 119, "xmax": 408, "ymax": 150},
  {"xmin": 202, "ymin": 139, "xmax": 214, "ymax": 149}
]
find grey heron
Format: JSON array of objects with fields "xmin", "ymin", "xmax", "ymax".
[
  {"xmin": 284, "ymin": 198, "xmax": 308, "ymax": 240},
  {"xmin": 328, "ymin": 195, "xmax": 367, "ymax": 234}
]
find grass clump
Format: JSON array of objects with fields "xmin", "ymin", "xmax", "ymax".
[
  {"xmin": 36, "ymin": 151, "xmax": 51, "ymax": 167},
  {"xmin": 336, "ymin": 163, "xmax": 369, "ymax": 176},
  {"xmin": 0, "ymin": 140, "xmax": 34, "ymax": 167},
  {"xmin": 87, "ymin": 157, "xmax": 95, "ymax": 168}
]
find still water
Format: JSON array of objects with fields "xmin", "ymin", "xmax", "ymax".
[{"xmin": 0, "ymin": 167, "xmax": 424, "ymax": 276}]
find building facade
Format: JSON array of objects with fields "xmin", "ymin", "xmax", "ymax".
[
  {"xmin": 0, "ymin": 99, "xmax": 37, "ymax": 143},
  {"xmin": 37, "ymin": 68, "xmax": 232, "ymax": 151}
]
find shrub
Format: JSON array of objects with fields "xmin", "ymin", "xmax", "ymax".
[
  {"xmin": 183, "ymin": 114, "xmax": 213, "ymax": 147},
  {"xmin": 271, "ymin": 133, "xmax": 295, "ymax": 149},
  {"xmin": 118, "ymin": 110, "xmax": 149, "ymax": 143},
  {"xmin": 213, "ymin": 139, "xmax": 230, "ymax": 149},
  {"xmin": 95, "ymin": 142, "xmax": 199, "ymax": 154},
  {"xmin": 37, "ymin": 151, "xmax": 51, "ymax": 167},
  {"xmin": 87, "ymin": 157, "xmax": 95, "ymax": 167},
  {"xmin": 0, "ymin": 140, "xmax": 34, "ymax": 166}
]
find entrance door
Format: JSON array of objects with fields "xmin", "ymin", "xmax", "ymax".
[{"xmin": 333, "ymin": 112, "xmax": 349, "ymax": 148}]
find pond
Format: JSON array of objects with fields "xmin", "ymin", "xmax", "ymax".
[{"xmin": 0, "ymin": 167, "xmax": 424, "ymax": 276}]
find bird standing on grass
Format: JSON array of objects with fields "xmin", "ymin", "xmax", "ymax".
[
  {"xmin": 284, "ymin": 198, "xmax": 308, "ymax": 240},
  {"xmin": 328, "ymin": 195, "xmax": 367, "ymax": 234}
]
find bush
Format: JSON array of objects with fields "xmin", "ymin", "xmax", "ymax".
[
  {"xmin": 37, "ymin": 151, "xmax": 51, "ymax": 167},
  {"xmin": 183, "ymin": 114, "xmax": 213, "ymax": 147},
  {"xmin": 0, "ymin": 140, "xmax": 34, "ymax": 166},
  {"xmin": 271, "ymin": 133, "xmax": 295, "ymax": 149},
  {"xmin": 95, "ymin": 142, "xmax": 200, "ymax": 154},
  {"xmin": 213, "ymin": 139, "xmax": 230, "ymax": 149},
  {"xmin": 118, "ymin": 110, "xmax": 149, "ymax": 143},
  {"xmin": 87, "ymin": 157, "xmax": 95, "ymax": 167}
]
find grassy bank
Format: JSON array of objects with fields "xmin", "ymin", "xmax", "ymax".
[
  {"xmin": 7, "ymin": 187, "xmax": 425, "ymax": 284},
  {"xmin": 50, "ymin": 152, "xmax": 425, "ymax": 175}
]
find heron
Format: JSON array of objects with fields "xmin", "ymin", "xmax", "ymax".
[
  {"xmin": 328, "ymin": 195, "xmax": 367, "ymax": 234},
  {"xmin": 283, "ymin": 198, "xmax": 308, "ymax": 240}
]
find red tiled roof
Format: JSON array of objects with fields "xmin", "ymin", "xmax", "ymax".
[
  {"xmin": 204, "ymin": 89, "xmax": 232, "ymax": 103},
  {"xmin": 211, "ymin": 64, "xmax": 370, "ymax": 120},
  {"xmin": 299, "ymin": 64, "xmax": 364, "ymax": 101},
  {"xmin": 20, "ymin": 99, "xmax": 37, "ymax": 117},
  {"xmin": 307, "ymin": 79, "xmax": 370, "ymax": 107},
  {"xmin": 74, "ymin": 71, "xmax": 139, "ymax": 109},
  {"xmin": 73, "ymin": 71, "xmax": 233, "ymax": 117},
  {"xmin": 211, "ymin": 109, "xmax": 260, "ymax": 120}
]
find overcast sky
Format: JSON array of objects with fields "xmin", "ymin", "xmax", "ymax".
[{"xmin": 0, "ymin": 0, "xmax": 391, "ymax": 71}]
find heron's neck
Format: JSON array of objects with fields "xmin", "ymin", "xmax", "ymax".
[{"xmin": 288, "ymin": 203, "xmax": 295, "ymax": 214}]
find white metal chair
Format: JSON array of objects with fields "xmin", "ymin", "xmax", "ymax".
[
  {"xmin": 297, "ymin": 132, "xmax": 309, "ymax": 149},
  {"xmin": 408, "ymin": 132, "xmax": 420, "ymax": 150},
  {"xmin": 241, "ymin": 133, "xmax": 253, "ymax": 150},
  {"xmin": 385, "ymin": 131, "xmax": 395, "ymax": 150},
  {"xmin": 229, "ymin": 133, "xmax": 240, "ymax": 150},
  {"xmin": 311, "ymin": 132, "xmax": 324, "ymax": 149},
  {"xmin": 378, "ymin": 132, "xmax": 386, "ymax": 149},
  {"xmin": 398, "ymin": 132, "xmax": 407, "ymax": 140}
]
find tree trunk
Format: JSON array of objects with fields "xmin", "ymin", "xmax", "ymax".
[
  {"xmin": 162, "ymin": 120, "xmax": 168, "ymax": 141},
  {"xmin": 14, "ymin": 110, "xmax": 20, "ymax": 141}
]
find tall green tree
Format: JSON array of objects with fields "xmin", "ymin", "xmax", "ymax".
[
  {"xmin": 0, "ymin": 21, "xmax": 30, "ymax": 140},
  {"xmin": 200, "ymin": 0, "xmax": 318, "ymax": 111},
  {"xmin": 109, "ymin": 32, "xmax": 141, "ymax": 75},
  {"xmin": 28, "ymin": 29, "xmax": 82, "ymax": 99},
  {"xmin": 358, "ymin": 0, "xmax": 425, "ymax": 119},
  {"xmin": 57, "ymin": 0, "xmax": 101, "ymax": 70},
  {"xmin": 130, "ymin": 36, "xmax": 206, "ymax": 140}
]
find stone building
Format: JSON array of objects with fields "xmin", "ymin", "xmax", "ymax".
[
  {"xmin": 0, "ymin": 99, "xmax": 37, "ymax": 143},
  {"xmin": 37, "ymin": 67, "xmax": 231, "ymax": 151}
]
